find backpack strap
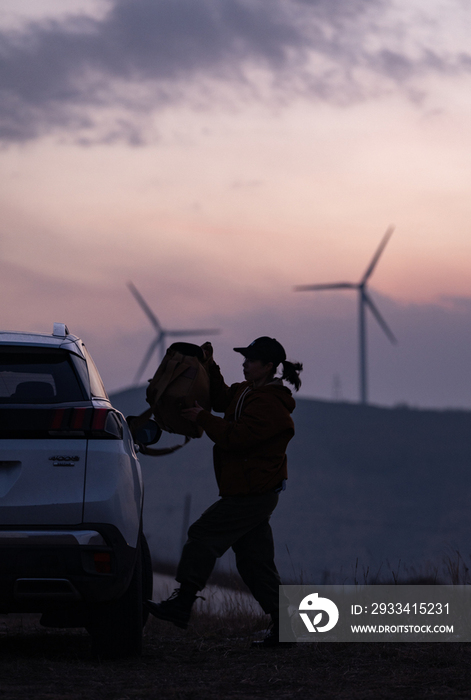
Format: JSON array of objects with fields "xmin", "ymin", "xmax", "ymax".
[
  {"xmin": 138, "ymin": 436, "xmax": 191, "ymax": 457},
  {"xmin": 127, "ymin": 409, "xmax": 192, "ymax": 457}
]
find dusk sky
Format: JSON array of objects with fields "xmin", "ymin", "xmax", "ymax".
[{"xmin": 2, "ymin": 0, "xmax": 471, "ymax": 408}]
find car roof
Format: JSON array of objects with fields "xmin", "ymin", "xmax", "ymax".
[{"xmin": 0, "ymin": 325, "xmax": 85, "ymax": 359}]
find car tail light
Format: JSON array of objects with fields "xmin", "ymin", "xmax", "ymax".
[
  {"xmin": 49, "ymin": 408, "xmax": 122, "ymax": 439},
  {"xmin": 93, "ymin": 552, "xmax": 112, "ymax": 574},
  {"xmin": 71, "ymin": 408, "xmax": 87, "ymax": 430},
  {"xmin": 0, "ymin": 407, "xmax": 123, "ymax": 439},
  {"xmin": 50, "ymin": 409, "xmax": 65, "ymax": 430},
  {"xmin": 91, "ymin": 408, "xmax": 108, "ymax": 431}
]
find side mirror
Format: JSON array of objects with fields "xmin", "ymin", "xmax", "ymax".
[{"xmin": 126, "ymin": 415, "xmax": 162, "ymax": 446}]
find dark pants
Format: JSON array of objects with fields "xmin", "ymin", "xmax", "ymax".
[{"xmin": 176, "ymin": 491, "xmax": 284, "ymax": 614}]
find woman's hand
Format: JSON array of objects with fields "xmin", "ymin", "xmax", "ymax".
[
  {"xmin": 201, "ymin": 342, "xmax": 214, "ymax": 365},
  {"xmin": 182, "ymin": 401, "xmax": 204, "ymax": 422}
]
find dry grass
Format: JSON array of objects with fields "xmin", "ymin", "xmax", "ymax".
[{"xmin": 0, "ymin": 609, "xmax": 470, "ymax": 700}]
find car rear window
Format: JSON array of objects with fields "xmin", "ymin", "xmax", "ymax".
[{"xmin": 0, "ymin": 347, "xmax": 88, "ymax": 403}]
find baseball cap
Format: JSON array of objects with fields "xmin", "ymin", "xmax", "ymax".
[{"xmin": 233, "ymin": 337, "xmax": 286, "ymax": 365}]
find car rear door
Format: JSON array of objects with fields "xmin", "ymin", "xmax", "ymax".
[
  {"xmin": 0, "ymin": 436, "xmax": 87, "ymax": 525},
  {"xmin": 0, "ymin": 345, "xmax": 90, "ymax": 525}
]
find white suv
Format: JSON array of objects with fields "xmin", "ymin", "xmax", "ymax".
[{"xmin": 0, "ymin": 324, "xmax": 153, "ymax": 657}]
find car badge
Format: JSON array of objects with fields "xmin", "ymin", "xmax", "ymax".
[{"xmin": 49, "ymin": 455, "xmax": 79, "ymax": 466}]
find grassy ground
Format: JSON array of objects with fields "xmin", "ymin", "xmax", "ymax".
[{"xmin": 0, "ymin": 610, "xmax": 470, "ymax": 699}]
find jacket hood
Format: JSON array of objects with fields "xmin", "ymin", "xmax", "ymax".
[{"xmin": 250, "ymin": 381, "xmax": 296, "ymax": 414}]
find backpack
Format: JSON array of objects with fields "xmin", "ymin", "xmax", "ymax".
[
  {"xmin": 146, "ymin": 341, "xmax": 211, "ymax": 438},
  {"xmin": 127, "ymin": 342, "xmax": 211, "ymax": 456}
]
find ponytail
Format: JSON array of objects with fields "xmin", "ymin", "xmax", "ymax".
[{"xmin": 280, "ymin": 360, "xmax": 303, "ymax": 392}]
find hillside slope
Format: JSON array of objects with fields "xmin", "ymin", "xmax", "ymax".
[{"xmin": 111, "ymin": 387, "xmax": 471, "ymax": 582}]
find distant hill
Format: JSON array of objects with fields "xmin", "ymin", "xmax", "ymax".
[{"xmin": 111, "ymin": 386, "xmax": 471, "ymax": 583}]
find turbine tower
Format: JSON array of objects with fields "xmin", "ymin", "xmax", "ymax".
[
  {"xmin": 128, "ymin": 282, "xmax": 220, "ymax": 384},
  {"xmin": 294, "ymin": 226, "xmax": 396, "ymax": 405}
]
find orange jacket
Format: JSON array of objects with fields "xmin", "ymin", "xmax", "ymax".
[{"xmin": 196, "ymin": 363, "xmax": 296, "ymax": 496}]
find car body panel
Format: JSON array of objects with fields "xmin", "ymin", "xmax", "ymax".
[
  {"xmin": 0, "ymin": 439, "xmax": 87, "ymax": 525},
  {"xmin": 83, "ymin": 439, "xmax": 142, "ymax": 548}
]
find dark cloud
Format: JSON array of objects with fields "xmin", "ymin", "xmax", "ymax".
[
  {"xmin": 0, "ymin": 0, "xmax": 310, "ymax": 143},
  {"xmin": 0, "ymin": 0, "xmax": 469, "ymax": 144}
]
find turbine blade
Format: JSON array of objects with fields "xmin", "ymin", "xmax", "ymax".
[
  {"xmin": 360, "ymin": 225, "xmax": 395, "ymax": 284},
  {"xmin": 363, "ymin": 292, "xmax": 397, "ymax": 344},
  {"xmin": 127, "ymin": 282, "xmax": 161, "ymax": 332},
  {"xmin": 294, "ymin": 283, "xmax": 357, "ymax": 291},
  {"xmin": 157, "ymin": 338, "xmax": 166, "ymax": 363},
  {"xmin": 166, "ymin": 328, "xmax": 221, "ymax": 337},
  {"xmin": 134, "ymin": 337, "xmax": 160, "ymax": 384}
]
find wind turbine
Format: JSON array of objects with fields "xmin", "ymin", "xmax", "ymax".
[
  {"xmin": 128, "ymin": 282, "xmax": 220, "ymax": 384},
  {"xmin": 294, "ymin": 226, "xmax": 397, "ymax": 405}
]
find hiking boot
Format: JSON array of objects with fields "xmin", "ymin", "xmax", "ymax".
[
  {"xmin": 252, "ymin": 612, "xmax": 296, "ymax": 648},
  {"xmin": 145, "ymin": 587, "xmax": 200, "ymax": 629}
]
